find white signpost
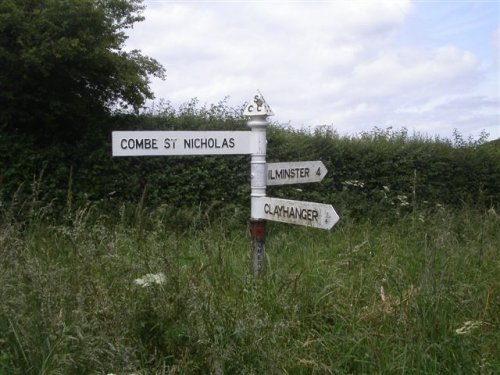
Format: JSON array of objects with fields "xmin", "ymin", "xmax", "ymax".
[
  {"xmin": 111, "ymin": 92, "xmax": 340, "ymax": 277},
  {"xmin": 267, "ymin": 161, "xmax": 327, "ymax": 186},
  {"xmin": 255, "ymin": 197, "xmax": 339, "ymax": 230},
  {"xmin": 112, "ymin": 131, "xmax": 253, "ymax": 156}
]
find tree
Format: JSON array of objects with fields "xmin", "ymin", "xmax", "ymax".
[{"xmin": 0, "ymin": 0, "xmax": 165, "ymax": 136}]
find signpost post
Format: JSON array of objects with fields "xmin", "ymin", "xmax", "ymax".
[
  {"xmin": 111, "ymin": 92, "xmax": 340, "ymax": 278},
  {"xmin": 243, "ymin": 93, "xmax": 273, "ymax": 277}
]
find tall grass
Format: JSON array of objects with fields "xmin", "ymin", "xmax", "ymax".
[{"xmin": 0, "ymin": 199, "xmax": 498, "ymax": 374}]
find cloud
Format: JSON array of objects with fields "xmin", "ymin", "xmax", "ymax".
[{"xmin": 126, "ymin": 1, "xmax": 499, "ymax": 140}]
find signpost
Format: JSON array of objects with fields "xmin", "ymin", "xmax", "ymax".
[
  {"xmin": 255, "ymin": 197, "xmax": 339, "ymax": 230},
  {"xmin": 111, "ymin": 92, "xmax": 340, "ymax": 277},
  {"xmin": 267, "ymin": 161, "xmax": 327, "ymax": 186},
  {"xmin": 244, "ymin": 94, "xmax": 272, "ymax": 277},
  {"xmin": 112, "ymin": 131, "xmax": 253, "ymax": 156}
]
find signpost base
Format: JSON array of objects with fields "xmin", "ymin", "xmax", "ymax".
[{"xmin": 250, "ymin": 219, "xmax": 266, "ymax": 277}]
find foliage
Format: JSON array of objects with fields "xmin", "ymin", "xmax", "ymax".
[
  {"xmin": 269, "ymin": 125, "xmax": 499, "ymax": 219},
  {"xmin": 0, "ymin": 200, "xmax": 498, "ymax": 373},
  {"xmin": 0, "ymin": 97, "xmax": 498, "ymax": 371},
  {"xmin": 0, "ymin": 0, "xmax": 165, "ymax": 137},
  {"xmin": 0, "ymin": 99, "xmax": 499, "ymax": 222}
]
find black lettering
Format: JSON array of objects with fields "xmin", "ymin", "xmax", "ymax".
[
  {"xmin": 316, "ymin": 167, "xmax": 321, "ymax": 176},
  {"xmin": 184, "ymin": 138, "xmax": 233, "ymax": 149},
  {"xmin": 121, "ymin": 138, "xmax": 158, "ymax": 149},
  {"xmin": 264, "ymin": 202, "xmax": 320, "ymax": 223},
  {"xmin": 312, "ymin": 210, "xmax": 319, "ymax": 221},
  {"xmin": 164, "ymin": 138, "xmax": 176, "ymax": 149}
]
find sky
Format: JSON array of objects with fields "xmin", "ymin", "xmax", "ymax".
[{"xmin": 125, "ymin": 0, "xmax": 500, "ymax": 141}]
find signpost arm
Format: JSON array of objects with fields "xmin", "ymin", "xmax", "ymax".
[{"xmin": 245, "ymin": 93, "xmax": 273, "ymax": 277}]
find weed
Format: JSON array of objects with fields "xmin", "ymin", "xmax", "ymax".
[{"xmin": 0, "ymin": 203, "xmax": 498, "ymax": 373}]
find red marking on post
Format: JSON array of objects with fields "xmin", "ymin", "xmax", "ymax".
[{"xmin": 250, "ymin": 220, "xmax": 266, "ymax": 240}]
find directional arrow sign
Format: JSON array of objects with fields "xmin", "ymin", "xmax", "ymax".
[
  {"xmin": 256, "ymin": 197, "xmax": 339, "ymax": 230},
  {"xmin": 112, "ymin": 131, "xmax": 253, "ymax": 156},
  {"xmin": 267, "ymin": 161, "xmax": 327, "ymax": 186}
]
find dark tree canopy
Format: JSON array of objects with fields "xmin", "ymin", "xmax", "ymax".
[{"xmin": 0, "ymin": 0, "xmax": 165, "ymax": 135}]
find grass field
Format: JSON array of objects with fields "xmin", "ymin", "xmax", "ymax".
[{"xmin": 0, "ymin": 203, "xmax": 498, "ymax": 374}]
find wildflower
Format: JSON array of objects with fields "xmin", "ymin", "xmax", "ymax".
[
  {"xmin": 342, "ymin": 180, "xmax": 365, "ymax": 188},
  {"xmin": 487, "ymin": 207, "xmax": 498, "ymax": 217},
  {"xmin": 455, "ymin": 320, "xmax": 484, "ymax": 335},
  {"xmin": 396, "ymin": 194, "xmax": 409, "ymax": 206},
  {"xmin": 380, "ymin": 285, "xmax": 392, "ymax": 314},
  {"xmin": 134, "ymin": 272, "xmax": 166, "ymax": 287}
]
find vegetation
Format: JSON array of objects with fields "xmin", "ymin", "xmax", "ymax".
[
  {"xmin": 1, "ymin": 109, "xmax": 498, "ymax": 372},
  {"xmin": 1, "ymin": 100, "xmax": 498, "ymax": 222},
  {"xmin": 0, "ymin": 197, "xmax": 498, "ymax": 373},
  {"xmin": 1, "ymin": 0, "xmax": 498, "ymax": 371},
  {"xmin": 0, "ymin": 0, "xmax": 165, "ymax": 136}
]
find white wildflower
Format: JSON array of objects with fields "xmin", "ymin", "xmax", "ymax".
[
  {"xmin": 487, "ymin": 207, "xmax": 498, "ymax": 217},
  {"xmin": 342, "ymin": 180, "xmax": 365, "ymax": 188},
  {"xmin": 134, "ymin": 272, "xmax": 166, "ymax": 287},
  {"xmin": 455, "ymin": 320, "xmax": 484, "ymax": 335},
  {"xmin": 396, "ymin": 194, "xmax": 409, "ymax": 206}
]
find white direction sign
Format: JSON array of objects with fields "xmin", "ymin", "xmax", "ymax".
[
  {"xmin": 256, "ymin": 197, "xmax": 339, "ymax": 230},
  {"xmin": 267, "ymin": 161, "xmax": 327, "ymax": 186},
  {"xmin": 112, "ymin": 131, "xmax": 252, "ymax": 156}
]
